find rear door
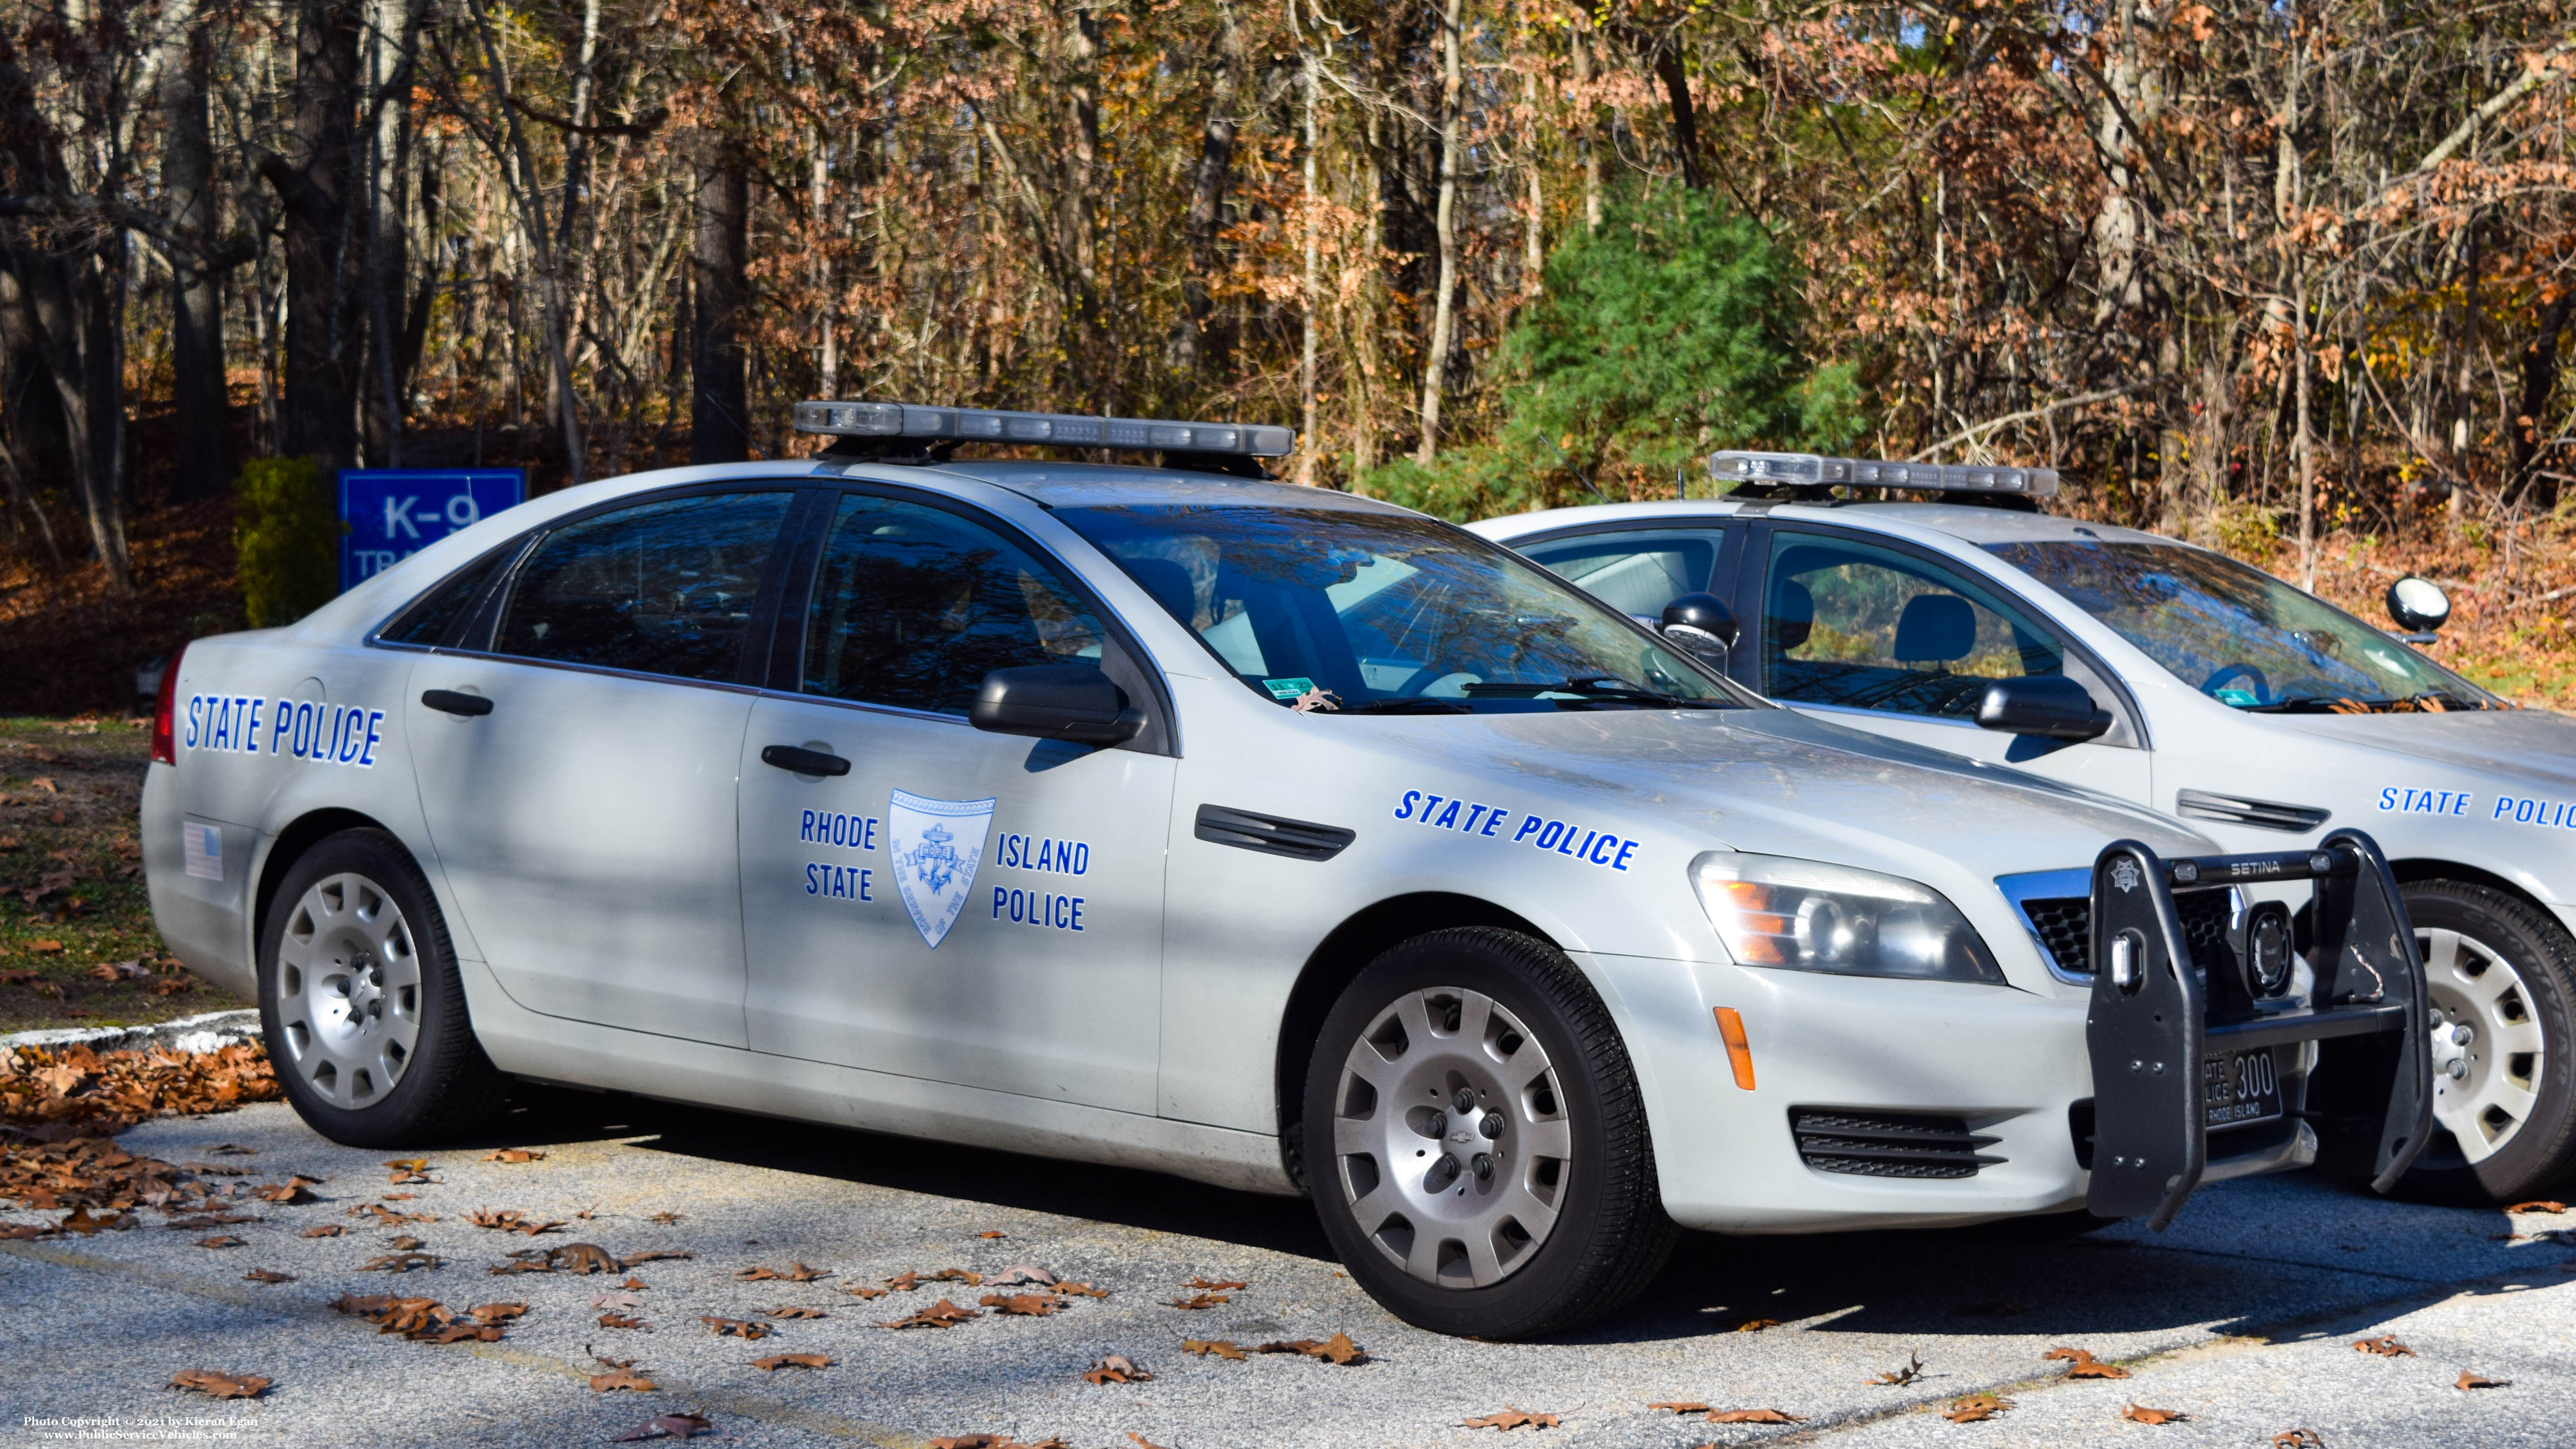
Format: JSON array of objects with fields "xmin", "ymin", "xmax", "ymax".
[
  {"xmin": 406, "ymin": 486, "xmax": 802, "ymax": 1046},
  {"xmin": 735, "ymin": 486, "xmax": 1174, "ymax": 1114},
  {"xmin": 1741, "ymin": 523, "xmax": 2152, "ymax": 802}
]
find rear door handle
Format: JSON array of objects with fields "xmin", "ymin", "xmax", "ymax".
[
  {"xmin": 422, "ymin": 689, "xmax": 494, "ymax": 717},
  {"xmin": 760, "ymin": 744, "xmax": 851, "ymax": 777}
]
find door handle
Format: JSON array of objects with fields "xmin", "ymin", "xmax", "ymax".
[
  {"xmin": 760, "ymin": 744, "xmax": 851, "ymax": 777},
  {"xmin": 422, "ymin": 689, "xmax": 493, "ymax": 717}
]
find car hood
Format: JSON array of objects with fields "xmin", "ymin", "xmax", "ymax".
[
  {"xmin": 1374, "ymin": 704, "xmax": 2212, "ymax": 882},
  {"xmin": 2270, "ymin": 707, "xmax": 2576, "ymax": 793}
]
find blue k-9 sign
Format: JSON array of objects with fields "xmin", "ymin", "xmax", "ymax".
[{"xmin": 338, "ymin": 469, "xmax": 525, "ymax": 593}]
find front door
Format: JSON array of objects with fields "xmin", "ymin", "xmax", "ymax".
[
  {"xmin": 1747, "ymin": 526, "xmax": 2152, "ymax": 803},
  {"xmin": 408, "ymin": 488, "xmax": 798, "ymax": 1046},
  {"xmin": 737, "ymin": 489, "xmax": 1171, "ymax": 1114}
]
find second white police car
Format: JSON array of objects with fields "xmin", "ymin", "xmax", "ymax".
[{"xmin": 145, "ymin": 404, "xmax": 2430, "ymax": 1337}]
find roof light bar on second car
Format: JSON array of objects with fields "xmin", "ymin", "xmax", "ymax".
[
  {"xmin": 1711, "ymin": 450, "xmax": 2060, "ymax": 498},
  {"xmin": 793, "ymin": 400, "xmax": 1296, "ymax": 458}
]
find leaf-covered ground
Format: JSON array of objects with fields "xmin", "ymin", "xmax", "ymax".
[{"xmin": 0, "ymin": 714, "xmax": 244, "ymax": 1032}]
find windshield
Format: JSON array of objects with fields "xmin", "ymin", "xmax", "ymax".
[
  {"xmin": 1986, "ymin": 539, "xmax": 2503, "ymax": 713},
  {"xmin": 1056, "ymin": 504, "xmax": 1748, "ymax": 714}
]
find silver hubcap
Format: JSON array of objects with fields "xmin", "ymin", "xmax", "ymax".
[
  {"xmin": 275, "ymin": 872, "xmax": 423, "ymax": 1111},
  {"xmin": 2420, "ymin": 925, "xmax": 2545, "ymax": 1163},
  {"xmin": 1329, "ymin": 987, "xmax": 1572, "ymax": 1289}
]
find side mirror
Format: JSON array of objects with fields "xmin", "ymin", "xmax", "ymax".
[
  {"xmin": 1659, "ymin": 592, "xmax": 1738, "ymax": 662},
  {"xmin": 1976, "ymin": 676, "xmax": 2110, "ymax": 742},
  {"xmin": 2386, "ymin": 576, "xmax": 2450, "ymax": 641},
  {"xmin": 970, "ymin": 664, "xmax": 1145, "ymax": 746}
]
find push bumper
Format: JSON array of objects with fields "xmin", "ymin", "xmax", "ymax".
[{"xmin": 2086, "ymin": 828, "xmax": 2431, "ymax": 1229}]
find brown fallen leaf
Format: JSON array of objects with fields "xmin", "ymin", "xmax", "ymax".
[
  {"xmin": 58, "ymin": 1207, "xmax": 134, "ymax": 1233},
  {"xmin": 981, "ymin": 1292, "xmax": 1066, "ymax": 1317},
  {"xmin": 1082, "ymin": 1354, "xmax": 1150, "ymax": 1385},
  {"xmin": 1252, "ymin": 1332, "xmax": 1365, "ymax": 1366},
  {"xmin": 591, "ymin": 1368, "xmax": 657, "ymax": 1393},
  {"xmin": 301, "ymin": 1224, "xmax": 346, "ymax": 1238},
  {"xmin": 844, "ymin": 1285, "xmax": 887, "ymax": 1300},
  {"xmin": 484, "ymin": 1148, "xmax": 545, "ymax": 1163},
  {"xmin": 752, "ymin": 1353, "xmax": 833, "ymax": 1371},
  {"xmin": 735, "ymin": 1263, "xmax": 831, "ymax": 1282},
  {"xmin": 470, "ymin": 1303, "xmax": 528, "ymax": 1326},
  {"xmin": 390, "ymin": 1236, "xmax": 425, "ymax": 1251},
  {"xmin": 930, "ymin": 1439, "xmax": 1070, "ymax": 1449},
  {"xmin": 362, "ymin": 1252, "xmax": 442, "ymax": 1273},
  {"xmin": 1053, "ymin": 1281, "xmax": 1109, "ymax": 1298},
  {"xmin": 621, "ymin": 1249, "xmax": 693, "ymax": 1268},
  {"xmin": 1182, "ymin": 1339, "xmax": 1245, "ymax": 1360},
  {"xmin": 1732, "ymin": 1317, "xmax": 1781, "ymax": 1333},
  {"xmin": 241, "ymin": 1269, "xmax": 296, "ymax": 1284},
  {"xmin": 1869, "ymin": 1352, "xmax": 1924, "ymax": 1386},
  {"xmin": 2271, "ymin": 1432, "xmax": 2326, "ymax": 1448},
  {"xmin": 381, "ymin": 1193, "xmax": 419, "ymax": 1202},
  {"xmin": 882, "ymin": 1298, "xmax": 980, "ymax": 1330},
  {"xmin": 930, "ymin": 1266, "xmax": 984, "ymax": 1285},
  {"xmin": 2457, "ymin": 1370, "xmax": 2511, "ymax": 1390},
  {"xmin": 1707, "ymin": 1408, "xmax": 1806, "ymax": 1424},
  {"xmin": 1945, "ymin": 1394, "xmax": 2011, "ymax": 1422},
  {"xmin": 467, "ymin": 1208, "xmax": 564, "ymax": 1235},
  {"xmin": 599, "ymin": 1313, "xmax": 651, "ymax": 1331},
  {"xmin": 195, "ymin": 1235, "xmax": 244, "ymax": 1249},
  {"xmin": 383, "ymin": 1159, "xmax": 434, "ymax": 1184},
  {"xmin": 649, "ymin": 1211, "xmax": 684, "ymax": 1225},
  {"xmin": 1185, "ymin": 1276, "xmax": 1247, "ymax": 1290},
  {"xmin": 1461, "ymin": 1405, "xmax": 1558, "ymax": 1430},
  {"xmin": 620, "ymin": 1276, "xmax": 649, "ymax": 1291},
  {"xmin": 1165, "ymin": 1292, "xmax": 1229, "ymax": 1309},
  {"xmin": 884, "ymin": 1270, "xmax": 926, "ymax": 1291},
  {"xmin": 92, "ymin": 959, "xmax": 150, "ymax": 982},
  {"xmin": 2507, "ymin": 1200, "xmax": 2568, "ymax": 1214},
  {"xmin": 253, "ymin": 1177, "xmax": 323, "ymax": 1205},
  {"xmin": 2046, "ymin": 1346, "xmax": 2131, "ymax": 1379},
  {"xmin": 348, "ymin": 1202, "xmax": 433, "ymax": 1225},
  {"xmin": 2353, "ymin": 1335, "xmax": 2416, "ymax": 1357},
  {"xmin": 165, "ymin": 1213, "xmax": 258, "ymax": 1229},
  {"xmin": 169, "ymin": 1369, "xmax": 271, "ymax": 1399},
  {"xmin": 612, "ymin": 1413, "xmax": 714, "ymax": 1441},
  {"xmin": 702, "ymin": 1316, "xmax": 772, "ymax": 1339},
  {"xmin": 974, "ymin": 1230, "xmax": 1006, "ymax": 1239},
  {"xmin": 2122, "ymin": 1404, "xmax": 2190, "ymax": 1424},
  {"xmin": 1126, "ymin": 1436, "xmax": 1172, "ymax": 1449},
  {"xmin": 1645, "ymin": 1402, "xmax": 1710, "ymax": 1415}
]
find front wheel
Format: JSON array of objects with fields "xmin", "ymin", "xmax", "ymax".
[
  {"xmin": 1303, "ymin": 927, "xmax": 1676, "ymax": 1339},
  {"xmin": 260, "ymin": 828, "xmax": 507, "ymax": 1147},
  {"xmin": 2399, "ymin": 880, "xmax": 2576, "ymax": 1203}
]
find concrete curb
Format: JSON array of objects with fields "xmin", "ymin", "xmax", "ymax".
[{"xmin": 0, "ymin": 1008, "xmax": 260, "ymax": 1056}]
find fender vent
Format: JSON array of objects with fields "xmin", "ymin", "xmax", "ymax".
[
  {"xmin": 2019, "ymin": 889, "xmax": 2234, "ymax": 978},
  {"xmin": 2175, "ymin": 789, "xmax": 2330, "ymax": 833},
  {"xmin": 1193, "ymin": 804, "xmax": 1355, "ymax": 862},
  {"xmin": 1789, "ymin": 1108, "xmax": 2004, "ymax": 1178}
]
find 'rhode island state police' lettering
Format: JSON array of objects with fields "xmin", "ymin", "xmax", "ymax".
[
  {"xmin": 183, "ymin": 694, "xmax": 383, "ymax": 768},
  {"xmin": 2379, "ymin": 787, "xmax": 2473, "ymax": 817},
  {"xmin": 806, "ymin": 862, "xmax": 874, "ymax": 901},
  {"xmin": 992, "ymin": 887, "xmax": 1085, "ymax": 930},
  {"xmin": 1393, "ymin": 788, "xmax": 1638, "ymax": 871},
  {"xmin": 2491, "ymin": 795, "xmax": 2576, "ymax": 831},
  {"xmin": 995, "ymin": 832, "xmax": 1090, "ymax": 875},
  {"xmin": 800, "ymin": 809, "xmax": 880, "ymax": 850}
]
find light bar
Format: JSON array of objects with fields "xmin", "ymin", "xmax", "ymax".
[
  {"xmin": 1710, "ymin": 450, "xmax": 2059, "ymax": 498},
  {"xmin": 793, "ymin": 400, "xmax": 1295, "ymax": 458}
]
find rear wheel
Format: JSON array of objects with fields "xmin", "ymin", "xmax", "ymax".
[
  {"xmin": 260, "ymin": 828, "xmax": 506, "ymax": 1147},
  {"xmin": 1304, "ymin": 927, "xmax": 1675, "ymax": 1339},
  {"xmin": 2399, "ymin": 881, "xmax": 2576, "ymax": 1203}
]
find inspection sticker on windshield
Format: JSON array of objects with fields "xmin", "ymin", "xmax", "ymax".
[{"xmin": 1262, "ymin": 677, "xmax": 1318, "ymax": 700}]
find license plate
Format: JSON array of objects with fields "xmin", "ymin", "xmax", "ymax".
[{"xmin": 2204, "ymin": 1047, "xmax": 2282, "ymax": 1128}]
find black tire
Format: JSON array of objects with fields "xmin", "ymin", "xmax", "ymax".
[
  {"xmin": 1302, "ymin": 927, "xmax": 1676, "ymax": 1339},
  {"xmin": 2397, "ymin": 880, "xmax": 2576, "ymax": 1204},
  {"xmin": 259, "ymin": 827, "xmax": 507, "ymax": 1147}
]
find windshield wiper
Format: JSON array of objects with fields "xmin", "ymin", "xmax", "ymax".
[
  {"xmin": 2240, "ymin": 689, "xmax": 2490, "ymax": 715},
  {"xmin": 1322, "ymin": 697, "xmax": 1474, "ymax": 715},
  {"xmin": 1461, "ymin": 679, "xmax": 1725, "ymax": 708}
]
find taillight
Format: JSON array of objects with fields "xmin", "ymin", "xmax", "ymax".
[{"xmin": 150, "ymin": 642, "xmax": 186, "ymax": 765}]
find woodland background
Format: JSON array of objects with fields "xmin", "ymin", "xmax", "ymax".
[{"xmin": 3, "ymin": 0, "xmax": 2576, "ymax": 710}]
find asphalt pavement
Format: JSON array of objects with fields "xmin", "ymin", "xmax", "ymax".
[{"xmin": 3, "ymin": 1088, "xmax": 2568, "ymax": 1448}]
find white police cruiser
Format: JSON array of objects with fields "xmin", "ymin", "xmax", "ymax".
[
  {"xmin": 1475, "ymin": 450, "xmax": 2571, "ymax": 1205},
  {"xmin": 143, "ymin": 409, "xmax": 2429, "ymax": 1338}
]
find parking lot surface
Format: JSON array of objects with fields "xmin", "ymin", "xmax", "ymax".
[{"xmin": 4, "ymin": 1091, "xmax": 2569, "ymax": 1448}]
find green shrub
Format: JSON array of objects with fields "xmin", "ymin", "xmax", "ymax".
[
  {"xmin": 233, "ymin": 456, "xmax": 339, "ymax": 628},
  {"xmin": 1365, "ymin": 186, "xmax": 1866, "ymax": 519}
]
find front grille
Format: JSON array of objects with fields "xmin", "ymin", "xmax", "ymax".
[
  {"xmin": 2020, "ymin": 889, "xmax": 2234, "ymax": 978},
  {"xmin": 1789, "ymin": 1108, "xmax": 2004, "ymax": 1179}
]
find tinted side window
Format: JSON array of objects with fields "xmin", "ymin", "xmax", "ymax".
[
  {"xmin": 493, "ymin": 492, "xmax": 792, "ymax": 681},
  {"xmin": 1521, "ymin": 529, "xmax": 1719, "ymax": 617},
  {"xmin": 1763, "ymin": 531, "xmax": 2062, "ymax": 719},
  {"xmin": 381, "ymin": 547, "xmax": 512, "ymax": 646},
  {"xmin": 803, "ymin": 494, "xmax": 1106, "ymax": 715}
]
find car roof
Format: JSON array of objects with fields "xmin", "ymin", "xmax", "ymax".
[
  {"xmin": 908, "ymin": 459, "xmax": 1419, "ymax": 515},
  {"xmin": 1467, "ymin": 497, "xmax": 2179, "ymax": 550}
]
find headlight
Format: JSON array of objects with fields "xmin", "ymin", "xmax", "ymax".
[{"xmin": 1689, "ymin": 852, "xmax": 2005, "ymax": 984}]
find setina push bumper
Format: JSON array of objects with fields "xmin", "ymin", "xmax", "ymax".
[{"xmin": 2086, "ymin": 828, "xmax": 2432, "ymax": 1230}]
